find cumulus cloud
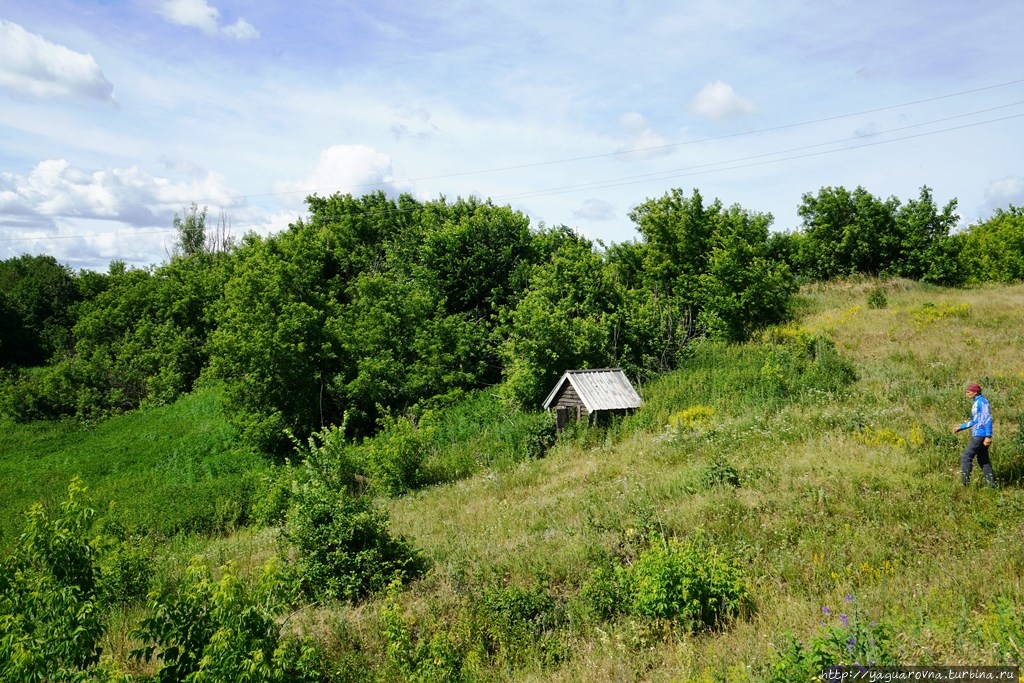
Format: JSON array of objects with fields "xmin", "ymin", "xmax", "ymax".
[
  {"xmin": 616, "ymin": 112, "xmax": 673, "ymax": 160},
  {"xmin": 0, "ymin": 20, "xmax": 114, "ymax": 101},
  {"xmin": 573, "ymin": 199, "xmax": 616, "ymax": 221},
  {"xmin": 0, "ymin": 158, "xmax": 247, "ymax": 269},
  {"xmin": 223, "ymin": 18, "xmax": 260, "ymax": 40},
  {"xmin": 155, "ymin": 0, "xmax": 259, "ymax": 40},
  {"xmin": 690, "ymin": 80, "xmax": 755, "ymax": 120},
  {"xmin": 983, "ymin": 176, "xmax": 1024, "ymax": 210},
  {"xmin": 0, "ymin": 158, "xmax": 238, "ymax": 225},
  {"xmin": 277, "ymin": 145, "xmax": 410, "ymax": 198}
]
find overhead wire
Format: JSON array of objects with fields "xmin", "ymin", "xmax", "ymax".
[{"xmin": 2, "ymin": 79, "xmax": 1023, "ymax": 244}]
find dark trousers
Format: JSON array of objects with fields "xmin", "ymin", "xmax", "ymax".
[{"xmin": 961, "ymin": 436, "xmax": 995, "ymax": 486}]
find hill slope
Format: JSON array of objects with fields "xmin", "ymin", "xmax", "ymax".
[{"xmin": 378, "ymin": 279, "xmax": 1024, "ymax": 678}]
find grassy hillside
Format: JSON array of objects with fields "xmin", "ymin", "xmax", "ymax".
[
  {"xmin": 373, "ymin": 279, "xmax": 1024, "ymax": 679},
  {"xmin": 5, "ymin": 279, "xmax": 1024, "ymax": 680},
  {"xmin": 0, "ymin": 386, "xmax": 270, "ymax": 549}
]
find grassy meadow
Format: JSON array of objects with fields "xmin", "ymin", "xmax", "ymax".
[
  {"xmin": 5, "ymin": 278, "xmax": 1024, "ymax": 680},
  {"xmin": 356, "ymin": 280, "xmax": 1023, "ymax": 679},
  {"xmin": 0, "ymin": 386, "xmax": 270, "ymax": 550}
]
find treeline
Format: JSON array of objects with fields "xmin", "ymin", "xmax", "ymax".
[{"xmin": 2, "ymin": 186, "xmax": 1023, "ymax": 454}]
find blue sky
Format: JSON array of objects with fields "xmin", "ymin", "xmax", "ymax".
[{"xmin": 2, "ymin": 0, "xmax": 1023, "ymax": 270}]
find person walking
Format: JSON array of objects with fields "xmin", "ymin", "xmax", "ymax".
[{"xmin": 953, "ymin": 383, "xmax": 995, "ymax": 487}]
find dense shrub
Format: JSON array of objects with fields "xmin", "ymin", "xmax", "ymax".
[
  {"xmin": 0, "ymin": 478, "xmax": 105, "ymax": 681},
  {"xmin": 624, "ymin": 532, "xmax": 750, "ymax": 630},
  {"xmin": 477, "ymin": 583, "xmax": 567, "ymax": 667},
  {"xmin": 378, "ymin": 590, "xmax": 469, "ymax": 683},
  {"xmin": 133, "ymin": 558, "xmax": 327, "ymax": 682},
  {"xmin": 282, "ymin": 480, "xmax": 426, "ymax": 602}
]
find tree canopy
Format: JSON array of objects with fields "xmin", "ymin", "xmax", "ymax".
[{"xmin": 3, "ymin": 185, "xmax": 1023, "ymax": 455}]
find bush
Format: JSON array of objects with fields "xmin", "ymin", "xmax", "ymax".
[
  {"xmin": 767, "ymin": 595, "xmax": 897, "ymax": 680},
  {"xmin": 96, "ymin": 520, "xmax": 154, "ymax": 607},
  {"xmin": 0, "ymin": 478, "xmax": 105, "ymax": 681},
  {"xmin": 364, "ymin": 415, "xmax": 428, "ymax": 495},
  {"xmin": 133, "ymin": 558, "xmax": 326, "ymax": 682},
  {"xmin": 625, "ymin": 532, "xmax": 750, "ymax": 630},
  {"xmin": 282, "ymin": 480, "xmax": 427, "ymax": 602},
  {"xmin": 700, "ymin": 456, "xmax": 741, "ymax": 488},
  {"xmin": 866, "ymin": 286, "xmax": 888, "ymax": 309},
  {"xmin": 478, "ymin": 583, "xmax": 566, "ymax": 666},
  {"xmin": 379, "ymin": 588, "xmax": 469, "ymax": 683}
]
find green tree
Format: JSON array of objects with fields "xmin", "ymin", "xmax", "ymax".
[
  {"xmin": 210, "ymin": 192, "xmax": 540, "ymax": 453},
  {"xmin": 173, "ymin": 202, "xmax": 208, "ymax": 258},
  {"xmin": 629, "ymin": 188, "xmax": 716, "ymax": 303},
  {"xmin": 0, "ymin": 254, "xmax": 81, "ymax": 367},
  {"xmin": 697, "ymin": 206, "xmax": 795, "ymax": 342},
  {"xmin": 960, "ymin": 205, "xmax": 1024, "ymax": 283},
  {"xmin": 889, "ymin": 186, "xmax": 961, "ymax": 283},
  {"xmin": 795, "ymin": 186, "xmax": 899, "ymax": 279},
  {"xmin": 499, "ymin": 230, "xmax": 619, "ymax": 407}
]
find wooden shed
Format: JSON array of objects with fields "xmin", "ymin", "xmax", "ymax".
[{"xmin": 542, "ymin": 368, "xmax": 643, "ymax": 429}]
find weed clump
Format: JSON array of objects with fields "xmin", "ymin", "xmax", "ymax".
[
  {"xmin": 866, "ymin": 286, "xmax": 888, "ymax": 309},
  {"xmin": 625, "ymin": 532, "xmax": 750, "ymax": 630}
]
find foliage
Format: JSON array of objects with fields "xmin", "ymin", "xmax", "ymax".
[
  {"xmin": 630, "ymin": 189, "xmax": 795, "ymax": 345},
  {"xmin": 281, "ymin": 479, "xmax": 426, "ymax": 602},
  {"xmin": 793, "ymin": 185, "xmax": 961, "ymax": 283},
  {"xmin": 133, "ymin": 558, "xmax": 326, "ymax": 682},
  {"xmin": 624, "ymin": 532, "xmax": 750, "ymax": 630},
  {"xmin": 696, "ymin": 205, "xmax": 796, "ymax": 342},
  {"xmin": 866, "ymin": 285, "xmax": 888, "ymax": 309},
  {"xmin": 499, "ymin": 228, "xmax": 619, "ymax": 407},
  {"xmin": 970, "ymin": 596, "xmax": 1024, "ymax": 665},
  {"xmin": 768, "ymin": 596, "xmax": 897, "ymax": 681},
  {"xmin": 173, "ymin": 202, "xmax": 209, "ymax": 258},
  {"xmin": 3, "ymin": 253, "xmax": 229, "ymax": 421},
  {"xmin": 960, "ymin": 205, "xmax": 1024, "ymax": 284},
  {"xmin": 0, "ymin": 254, "xmax": 81, "ymax": 368},
  {"xmin": 378, "ymin": 583, "xmax": 470, "ymax": 683},
  {"xmin": 0, "ymin": 478, "xmax": 125, "ymax": 682},
  {"xmin": 476, "ymin": 582, "xmax": 566, "ymax": 666},
  {"xmin": 209, "ymin": 193, "xmax": 537, "ymax": 454}
]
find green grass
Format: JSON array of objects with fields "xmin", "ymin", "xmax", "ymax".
[
  {"xmin": 0, "ymin": 385, "xmax": 271, "ymax": 549},
  {"xmin": 7, "ymin": 279, "xmax": 1024, "ymax": 680}
]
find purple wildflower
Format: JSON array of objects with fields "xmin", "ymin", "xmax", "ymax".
[
  {"xmin": 845, "ymin": 593, "xmax": 854, "ymax": 602},
  {"xmin": 822, "ymin": 606, "xmax": 831, "ymax": 615},
  {"xmin": 847, "ymin": 635, "xmax": 856, "ymax": 653},
  {"xmin": 840, "ymin": 614, "xmax": 849, "ymax": 627}
]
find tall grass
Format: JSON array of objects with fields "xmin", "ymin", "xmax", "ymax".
[
  {"xmin": 0, "ymin": 385, "xmax": 270, "ymax": 549},
  {"xmin": 377, "ymin": 279, "xmax": 1024, "ymax": 679},
  {"xmin": 7, "ymin": 279, "xmax": 1024, "ymax": 680}
]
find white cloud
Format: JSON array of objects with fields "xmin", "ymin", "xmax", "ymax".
[
  {"xmin": 223, "ymin": 18, "xmax": 260, "ymax": 41},
  {"xmin": 615, "ymin": 112, "xmax": 673, "ymax": 160},
  {"xmin": 0, "ymin": 158, "xmax": 238, "ymax": 225},
  {"xmin": 0, "ymin": 20, "xmax": 114, "ymax": 101},
  {"xmin": 155, "ymin": 0, "xmax": 259, "ymax": 40},
  {"xmin": 983, "ymin": 176, "xmax": 1024, "ymax": 211},
  {"xmin": 156, "ymin": 0, "xmax": 220, "ymax": 35},
  {"xmin": 277, "ymin": 145, "xmax": 410, "ymax": 199},
  {"xmin": 690, "ymin": 80, "xmax": 755, "ymax": 120}
]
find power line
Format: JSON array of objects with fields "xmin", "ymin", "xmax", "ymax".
[
  {"xmin": 229, "ymin": 77, "xmax": 1024, "ymax": 201},
  {"xmin": 2, "ymin": 83, "xmax": 1023, "ymax": 244},
  {"xmin": 494, "ymin": 103, "xmax": 1024, "ymax": 201}
]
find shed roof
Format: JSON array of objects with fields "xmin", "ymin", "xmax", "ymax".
[{"xmin": 542, "ymin": 368, "xmax": 643, "ymax": 413}]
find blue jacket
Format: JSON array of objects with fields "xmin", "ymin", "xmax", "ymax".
[{"xmin": 960, "ymin": 394, "xmax": 993, "ymax": 438}]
